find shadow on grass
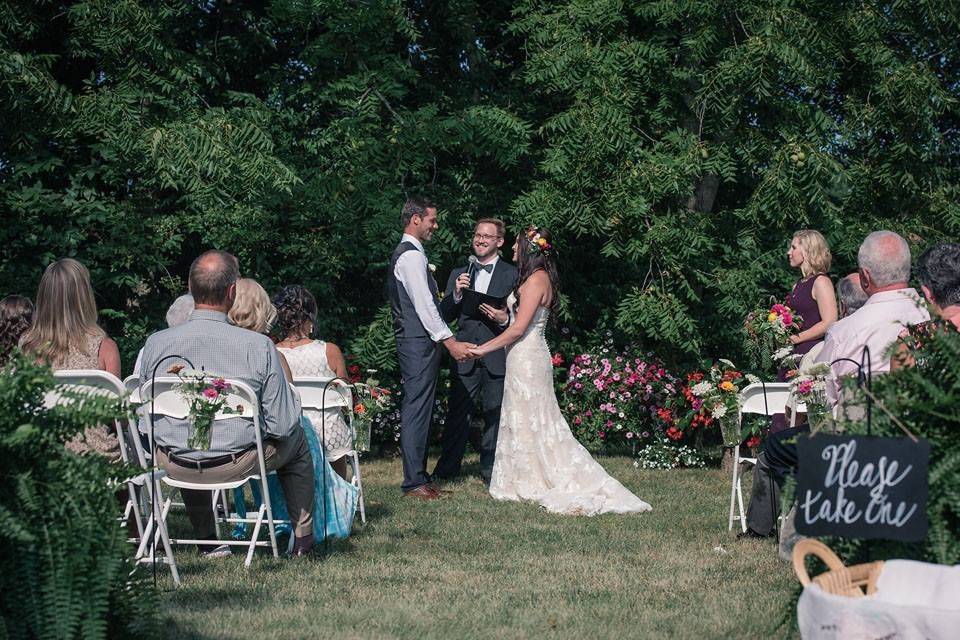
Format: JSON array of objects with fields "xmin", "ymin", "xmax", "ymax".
[{"xmin": 163, "ymin": 615, "xmax": 240, "ymax": 640}]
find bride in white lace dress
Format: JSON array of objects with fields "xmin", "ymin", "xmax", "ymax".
[{"xmin": 468, "ymin": 227, "xmax": 651, "ymax": 516}]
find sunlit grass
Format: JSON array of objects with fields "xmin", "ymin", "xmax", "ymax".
[{"xmin": 158, "ymin": 454, "xmax": 796, "ymax": 639}]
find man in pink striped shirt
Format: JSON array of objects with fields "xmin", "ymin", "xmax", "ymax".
[{"xmin": 816, "ymin": 230, "xmax": 929, "ymax": 407}]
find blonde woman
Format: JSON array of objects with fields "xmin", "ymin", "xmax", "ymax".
[
  {"xmin": 228, "ymin": 278, "xmax": 357, "ymax": 540},
  {"xmin": 228, "ymin": 278, "xmax": 290, "ymax": 379},
  {"xmin": 21, "ymin": 258, "xmax": 122, "ymax": 458},
  {"xmin": 20, "ymin": 258, "xmax": 121, "ymax": 377},
  {"xmin": 775, "ymin": 230, "xmax": 838, "ymax": 430}
]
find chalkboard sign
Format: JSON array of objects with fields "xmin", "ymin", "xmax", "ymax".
[{"xmin": 795, "ymin": 434, "xmax": 930, "ymax": 542}]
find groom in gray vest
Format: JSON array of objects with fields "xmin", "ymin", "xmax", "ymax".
[
  {"xmin": 433, "ymin": 218, "xmax": 517, "ymax": 484},
  {"xmin": 387, "ymin": 197, "xmax": 475, "ymax": 500}
]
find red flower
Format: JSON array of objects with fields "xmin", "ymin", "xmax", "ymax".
[
  {"xmin": 666, "ymin": 426, "xmax": 683, "ymax": 441},
  {"xmin": 551, "ymin": 353, "xmax": 564, "ymax": 367},
  {"xmin": 745, "ymin": 436, "xmax": 761, "ymax": 449}
]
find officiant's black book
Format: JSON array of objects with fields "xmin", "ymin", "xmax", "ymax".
[{"xmin": 460, "ymin": 288, "xmax": 507, "ymax": 320}]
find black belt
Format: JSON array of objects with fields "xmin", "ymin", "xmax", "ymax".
[{"xmin": 160, "ymin": 445, "xmax": 255, "ymax": 470}]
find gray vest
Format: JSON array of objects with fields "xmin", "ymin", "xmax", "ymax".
[{"xmin": 387, "ymin": 241, "xmax": 441, "ymax": 339}]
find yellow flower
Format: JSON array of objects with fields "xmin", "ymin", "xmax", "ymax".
[
  {"xmin": 767, "ymin": 312, "xmax": 778, "ymax": 323},
  {"xmin": 719, "ymin": 381, "xmax": 736, "ymax": 392},
  {"xmin": 538, "ymin": 238, "xmax": 547, "ymax": 247}
]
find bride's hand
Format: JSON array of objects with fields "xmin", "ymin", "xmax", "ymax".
[
  {"xmin": 479, "ymin": 303, "xmax": 508, "ymax": 326},
  {"xmin": 467, "ymin": 346, "xmax": 484, "ymax": 358}
]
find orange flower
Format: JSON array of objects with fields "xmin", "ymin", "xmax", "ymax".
[
  {"xmin": 354, "ymin": 404, "xmax": 366, "ymax": 415},
  {"xmin": 719, "ymin": 380, "xmax": 736, "ymax": 392},
  {"xmin": 167, "ymin": 364, "xmax": 185, "ymax": 374}
]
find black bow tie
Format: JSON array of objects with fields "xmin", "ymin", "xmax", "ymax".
[{"xmin": 475, "ymin": 263, "xmax": 493, "ymax": 274}]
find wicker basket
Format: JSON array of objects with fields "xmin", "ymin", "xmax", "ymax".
[{"xmin": 792, "ymin": 539, "xmax": 885, "ymax": 598}]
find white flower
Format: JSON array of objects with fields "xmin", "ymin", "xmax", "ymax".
[
  {"xmin": 428, "ymin": 263, "xmax": 436, "ymax": 273},
  {"xmin": 691, "ymin": 381, "xmax": 713, "ymax": 397},
  {"xmin": 772, "ymin": 346, "xmax": 794, "ymax": 362},
  {"xmin": 711, "ymin": 404, "xmax": 728, "ymax": 419},
  {"xmin": 745, "ymin": 374, "xmax": 761, "ymax": 384},
  {"xmin": 718, "ymin": 358, "xmax": 737, "ymax": 369}
]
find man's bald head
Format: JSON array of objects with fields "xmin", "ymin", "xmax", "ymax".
[{"xmin": 189, "ymin": 250, "xmax": 240, "ymax": 307}]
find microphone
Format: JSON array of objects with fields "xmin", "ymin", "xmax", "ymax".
[{"xmin": 467, "ymin": 255, "xmax": 478, "ymax": 286}]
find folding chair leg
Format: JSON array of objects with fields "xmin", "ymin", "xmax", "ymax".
[
  {"xmin": 212, "ymin": 490, "xmax": 222, "ymax": 539},
  {"xmin": 351, "ymin": 452, "xmax": 366, "ymax": 525},
  {"xmin": 246, "ymin": 504, "xmax": 266, "ymax": 568},
  {"xmin": 260, "ymin": 479, "xmax": 278, "ymax": 558},
  {"xmin": 728, "ymin": 446, "xmax": 740, "ymax": 531},
  {"xmin": 127, "ymin": 484, "xmax": 145, "ymax": 539}
]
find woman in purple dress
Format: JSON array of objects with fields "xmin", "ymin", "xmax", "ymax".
[{"xmin": 773, "ymin": 230, "xmax": 838, "ymax": 431}]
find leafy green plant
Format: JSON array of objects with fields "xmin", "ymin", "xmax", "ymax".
[{"xmin": 0, "ymin": 355, "xmax": 158, "ymax": 639}]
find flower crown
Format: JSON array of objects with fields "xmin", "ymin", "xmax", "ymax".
[{"xmin": 526, "ymin": 228, "xmax": 554, "ymax": 256}]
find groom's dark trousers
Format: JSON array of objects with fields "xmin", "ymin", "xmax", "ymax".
[{"xmin": 397, "ymin": 336, "xmax": 442, "ymax": 491}]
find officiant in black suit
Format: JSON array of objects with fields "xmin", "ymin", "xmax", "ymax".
[{"xmin": 434, "ymin": 218, "xmax": 518, "ymax": 484}]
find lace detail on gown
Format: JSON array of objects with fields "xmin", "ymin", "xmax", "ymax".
[
  {"xmin": 278, "ymin": 340, "xmax": 353, "ymax": 460},
  {"xmin": 489, "ymin": 297, "xmax": 651, "ymax": 516}
]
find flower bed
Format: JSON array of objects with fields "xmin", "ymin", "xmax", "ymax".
[{"xmin": 561, "ymin": 347, "xmax": 678, "ymax": 451}]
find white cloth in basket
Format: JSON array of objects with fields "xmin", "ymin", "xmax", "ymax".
[{"xmin": 798, "ymin": 560, "xmax": 960, "ymax": 639}]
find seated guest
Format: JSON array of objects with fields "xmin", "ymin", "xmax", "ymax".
[
  {"xmin": 138, "ymin": 251, "xmax": 316, "ymax": 556},
  {"xmin": 0, "ymin": 295, "xmax": 34, "ymax": 364},
  {"xmin": 20, "ymin": 258, "xmax": 121, "ymax": 377},
  {"xmin": 741, "ymin": 232, "xmax": 927, "ymax": 540},
  {"xmin": 230, "ymin": 279, "xmax": 357, "ymax": 539},
  {"xmin": 132, "ymin": 293, "xmax": 194, "ymax": 377},
  {"xmin": 835, "ymin": 272, "xmax": 868, "ymax": 318},
  {"xmin": 21, "ymin": 259, "xmax": 122, "ymax": 460},
  {"xmin": 816, "ymin": 230, "xmax": 929, "ymax": 406},
  {"xmin": 892, "ymin": 242, "xmax": 960, "ymax": 370},
  {"xmin": 274, "ymin": 285, "xmax": 352, "ymax": 479}
]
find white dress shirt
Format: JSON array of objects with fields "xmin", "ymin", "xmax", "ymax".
[
  {"xmin": 816, "ymin": 288, "xmax": 929, "ymax": 405},
  {"xmin": 393, "ymin": 234, "xmax": 453, "ymax": 342}
]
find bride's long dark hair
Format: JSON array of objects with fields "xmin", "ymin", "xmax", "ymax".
[{"xmin": 512, "ymin": 225, "xmax": 560, "ymax": 316}]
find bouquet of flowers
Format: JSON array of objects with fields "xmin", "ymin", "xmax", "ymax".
[
  {"xmin": 743, "ymin": 301, "xmax": 803, "ymax": 370},
  {"xmin": 674, "ymin": 360, "xmax": 756, "ymax": 447},
  {"xmin": 788, "ymin": 361, "xmax": 832, "ymax": 431},
  {"xmin": 169, "ymin": 365, "xmax": 243, "ymax": 451},
  {"xmin": 351, "ymin": 372, "xmax": 393, "ymax": 452}
]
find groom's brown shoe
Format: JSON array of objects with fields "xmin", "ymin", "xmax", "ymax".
[{"xmin": 403, "ymin": 484, "xmax": 442, "ymax": 501}]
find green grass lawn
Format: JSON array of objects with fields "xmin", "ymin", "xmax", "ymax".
[{"xmin": 158, "ymin": 455, "xmax": 798, "ymax": 639}]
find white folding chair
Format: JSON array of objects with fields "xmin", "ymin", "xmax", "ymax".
[
  {"xmin": 292, "ymin": 376, "xmax": 366, "ymax": 525},
  {"xmin": 138, "ymin": 376, "xmax": 286, "ymax": 569},
  {"xmin": 47, "ymin": 371, "xmax": 180, "ymax": 585},
  {"xmin": 728, "ymin": 382, "xmax": 792, "ymax": 532}
]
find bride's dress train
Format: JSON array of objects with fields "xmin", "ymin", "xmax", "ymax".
[{"xmin": 489, "ymin": 298, "xmax": 651, "ymax": 516}]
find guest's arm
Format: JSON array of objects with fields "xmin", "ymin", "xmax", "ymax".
[
  {"xmin": 790, "ymin": 275, "xmax": 838, "ymax": 345},
  {"xmin": 326, "ymin": 342, "xmax": 348, "ymax": 379},
  {"xmin": 469, "ymin": 272, "xmax": 548, "ymax": 357},
  {"xmin": 99, "ymin": 337, "xmax": 122, "ymax": 378},
  {"xmin": 278, "ymin": 352, "xmax": 293, "ymax": 382},
  {"xmin": 260, "ymin": 342, "xmax": 302, "ymax": 438}
]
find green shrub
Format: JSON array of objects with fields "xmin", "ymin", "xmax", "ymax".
[{"xmin": 0, "ymin": 355, "xmax": 158, "ymax": 639}]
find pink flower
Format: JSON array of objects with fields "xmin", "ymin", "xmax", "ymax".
[
  {"xmin": 783, "ymin": 313, "xmax": 793, "ymax": 326},
  {"xmin": 202, "ymin": 387, "xmax": 219, "ymax": 399},
  {"xmin": 626, "ymin": 432, "xmax": 634, "ymax": 439},
  {"xmin": 585, "ymin": 410, "xmax": 593, "ymax": 417},
  {"xmin": 798, "ymin": 380, "xmax": 813, "ymax": 395},
  {"xmin": 212, "ymin": 377, "xmax": 228, "ymax": 391},
  {"xmin": 574, "ymin": 416, "xmax": 582, "ymax": 425},
  {"xmin": 574, "ymin": 382, "xmax": 583, "ymax": 390}
]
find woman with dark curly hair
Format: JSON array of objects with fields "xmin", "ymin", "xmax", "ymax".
[
  {"xmin": 892, "ymin": 242, "xmax": 960, "ymax": 369},
  {"xmin": 0, "ymin": 295, "xmax": 34, "ymax": 363},
  {"xmin": 469, "ymin": 226, "xmax": 651, "ymax": 516},
  {"xmin": 274, "ymin": 285, "xmax": 351, "ymax": 479}
]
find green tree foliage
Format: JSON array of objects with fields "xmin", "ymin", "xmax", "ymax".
[
  {"xmin": 1, "ymin": 0, "xmax": 958, "ymax": 371},
  {"xmin": 510, "ymin": 0, "xmax": 960, "ymax": 359},
  {"xmin": 0, "ymin": 355, "xmax": 158, "ymax": 639}
]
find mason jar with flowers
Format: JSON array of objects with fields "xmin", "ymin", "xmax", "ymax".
[{"xmin": 169, "ymin": 365, "xmax": 243, "ymax": 450}]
